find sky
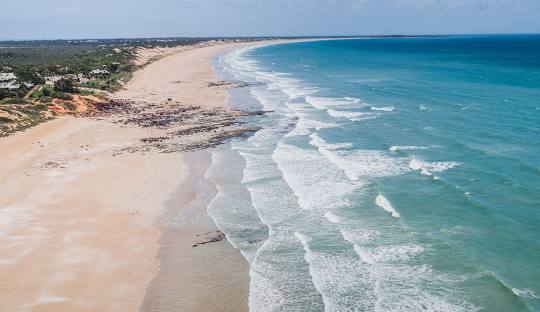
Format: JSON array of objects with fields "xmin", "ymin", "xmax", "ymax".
[{"xmin": 1, "ymin": 0, "xmax": 540, "ymax": 40}]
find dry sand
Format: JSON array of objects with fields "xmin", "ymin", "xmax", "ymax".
[
  {"xmin": 0, "ymin": 40, "xmax": 275, "ymax": 312},
  {"xmin": 0, "ymin": 117, "xmax": 184, "ymax": 312}
]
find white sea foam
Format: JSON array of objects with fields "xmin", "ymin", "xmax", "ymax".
[
  {"xmin": 305, "ymin": 96, "xmax": 362, "ymax": 110},
  {"xmin": 309, "ymin": 133, "xmax": 410, "ymax": 181},
  {"xmin": 286, "ymin": 117, "xmax": 337, "ymax": 137},
  {"xmin": 282, "ymin": 85, "xmax": 319, "ymax": 100},
  {"xmin": 227, "ymin": 51, "xmax": 319, "ymax": 102},
  {"xmin": 257, "ymin": 72, "xmax": 319, "ymax": 100},
  {"xmin": 370, "ymin": 106, "xmax": 395, "ymax": 112},
  {"xmin": 512, "ymin": 288, "xmax": 539, "ymax": 299},
  {"xmin": 327, "ymin": 109, "xmax": 375, "ymax": 121},
  {"xmin": 409, "ymin": 158, "xmax": 460, "ymax": 176},
  {"xmin": 324, "ymin": 211, "xmax": 342, "ymax": 224},
  {"xmin": 294, "ymin": 232, "xmax": 376, "ymax": 311},
  {"xmin": 205, "ymin": 147, "xmax": 270, "ymax": 263},
  {"xmin": 273, "ymin": 142, "xmax": 357, "ymax": 210},
  {"xmin": 222, "ymin": 46, "xmax": 478, "ymax": 312},
  {"xmin": 389, "ymin": 145, "xmax": 428, "ymax": 152},
  {"xmin": 375, "ymin": 194, "xmax": 400, "ymax": 218},
  {"xmin": 340, "ymin": 229, "xmax": 379, "ymax": 245},
  {"xmin": 251, "ymin": 88, "xmax": 291, "ymax": 113},
  {"xmin": 341, "ymin": 229, "xmax": 425, "ymax": 264},
  {"xmin": 239, "ymin": 150, "xmax": 280, "ymax": 184},
  {"xmin": 339, "ymin": 228, "xmax": 477, "ymax": 312},
  {"xmin": 419, "ymin": 105, "xmax": 428, "ymax": 110},
  {"xmin": 249, "ymin": 268, "xmax": 285, "ymax": 312},
  {"xmin": 340, "ymin": 229, "xmax": 378, "ymax": 265},
  {"xmin": 234, "ymin": 132, "xmax": 329, "ymax": 310},
  {"xmin": 370, "ymin": 244, "xmax": 425, "ymax": 262}
]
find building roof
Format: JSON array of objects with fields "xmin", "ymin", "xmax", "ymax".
[
  {"xmin": 90, "ymin": 69, "xmax": 110, "ymax": 75},
  {"xmin": 0, "ymin": 80, "xmax": 20, "ymax": 90},
  {"xmin": 0, "ymin": 73, "xmax": 17, "ymax": 82}
]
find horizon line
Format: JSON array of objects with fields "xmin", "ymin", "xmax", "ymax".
[{"xmin": 1, "ymin": 32, "xmax": 539, "ymax": 42}]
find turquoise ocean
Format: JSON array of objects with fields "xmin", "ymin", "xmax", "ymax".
[{"xmin": 207, "ymin": 36, "xmax": 540, "ymax": 311}]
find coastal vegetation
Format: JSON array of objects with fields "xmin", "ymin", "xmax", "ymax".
[{"xmin": 0, "ymin": 37, "xmax": 267, "ymax": 136}]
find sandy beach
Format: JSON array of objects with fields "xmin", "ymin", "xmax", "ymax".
[{"xmin": 0, "ymin": 40, "xmax": 271, "ymax": 311}]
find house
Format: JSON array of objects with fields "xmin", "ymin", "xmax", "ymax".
[
  {"xmin": 44, "ymin": 75, "xmax": 64, "ymax": 86},
  {"xmin": 89, "ymin": 69, "xmax": 110, "ymax": 79},
  {"xmin": 0, "ymin": 73, "xmax": 17, "ymax": 82},
  {"xmin": 0, "ymin": 73, "xmax": 19, "ymax": 90},
  {"xmin": 76, "ymin": 73, "xmax": 89, "ymax": 83}
]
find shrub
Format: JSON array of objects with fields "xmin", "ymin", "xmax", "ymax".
[
  {"xmin": 62, "ymin": 102, "xmax": 76, "ymax": 111},
  {"xmin": 0, "ymin": 89, "xmax": 14, "ymax": 100},
  {"xmin": 54, "ymin": 78, "xmax": 78, "ymax": 93},
  {"xmin": 52, "ymin": 92, "xmax": 73, "ymax": 100},
  {"xmin": 16, "ymin": 82, "xmax": 29, "ymax": 97},
  {"xmin": 109, "ymin": 63, "xmax": 120, "ymax": 72},
  {"xmin": 0, "ymin": 98, "xmax": 30, "ymax": 104},
  {"xmin": 119, "ymin": 63, "xmax": 133, "ymax": 72},
  {"xmin": 34, "ymin": 103, "xmax": 48, "ymax": 111},
  {"xmin": 39, "ymin": 96, "xmax": 53, "ymax": 104}
]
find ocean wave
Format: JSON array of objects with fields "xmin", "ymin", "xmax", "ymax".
[
  {"xmin": 256, "ymin": 72, "xmax": 319, "ymax": 100},
  {"xmin": 324, "ymin": 211, "xmax": 342, "ymax": 224},
  {"xmin": 286, "ymin": 117, "xmax": 337, "ymax": 137},
  {"xmin": 205, "ymin": 147, "xmax": 271, "ymax": 265},
  {"xmin": 222, "ymin": 47, "xmax": 262, "ymax": 79},
  {"xmin": 327, "ymin": 109, "xmax": 375, "ymax": 121},
  {"xmin": 248, "ymin": 268, "xmax": 285, "ymax": 312},
  {"xmin": 239, "ymin": 150, "xmax": 281, "ymax": 184},
  {"xmin": 273, "ymin": 141, "xmax": 358, "ymax": 210},
  {"xmin": 389, "ymin": 145, "xmax": 429, "ymax": 152},
  {"xmin": 375, "ymin": 194, "xmax": 401, "ymax": 218},
  {"xmin": 409, "ymin": 158, "xmax": 460, "ymax": 176},
  {"xmin": 248, "ymin": 229, "xmax": 325, "ymax": 311},
  {"xmin": 237, "ymin": 139, "xmax": 328, "ymax": 311},
  {"xmin": 305, "ymin": 95, "xmax": 362, "ymax": 110},
  {"xmin": 340, "ymin": 229, "xmax": 378, "ymax": 265},
  {"xmin": 222, "ymin": 44, "xmax": 488, "ymax": 312},
  {"xmin": 250, "ymin": 88, "xmax": 292, "ymax": 113},
  {"xmin": 340, "ymin": 228, "xmax": 477, "ymax": 312},
  {"xmin": 282, "ymin": 86, "xmax": 319, "ymax": 100},
  {"xmin": 227, "ymin": 60, "xmax": 318, "ymax": 101},
  {"xmin": 309, "ymin": 133, "xmax": 409, "ymax": 181},
  {"xmin": 512, "ymin": 288, "xmax": 539, "ymax": 299},
  {"xmin": 294, "ymin": 232, "xmax": 377, "ymax": 311},
  {"xmin": 370, "ymin": 106, "xmax": 395, "ymax": 112}
]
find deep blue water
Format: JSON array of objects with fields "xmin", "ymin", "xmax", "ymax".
[{"xmin": 208, "ymin": 35, "xmax": 540, "ymax": 312}]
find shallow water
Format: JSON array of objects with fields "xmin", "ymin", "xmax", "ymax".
[{"xmin": 208, "ymin": 35, "xmax": 540, "ymax": 312}]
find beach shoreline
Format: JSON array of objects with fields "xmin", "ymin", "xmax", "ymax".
[{"xmin": 0, "ymin": 39, "xmax": 289, "ymax": 311}]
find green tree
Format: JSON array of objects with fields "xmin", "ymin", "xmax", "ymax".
[
  {"xmin": 54, "ymin": 78, "xmax": 78, "ymax": 93},
  {"xmin": 15, "ymin": 67, "xmax": 45, "ymax": 85},
  {"xmin": 16, "ymin": 82, "xmax": 29, "ymax": 97},
  {"xmin": 0, "ymin": 89, "xmax": 13, "ymax": 100},
  {"xmin": 108, "ymin": 62, "xmax": 120, "ymax": 72}
]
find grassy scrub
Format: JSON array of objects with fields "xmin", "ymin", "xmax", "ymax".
[
  {"xmin": 0, "ymin": 37, "xmax": 265, "ymax": 136},
  {"xmin": 0, "ymin": 101, "xmax": 52, "ymax": 137}
]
